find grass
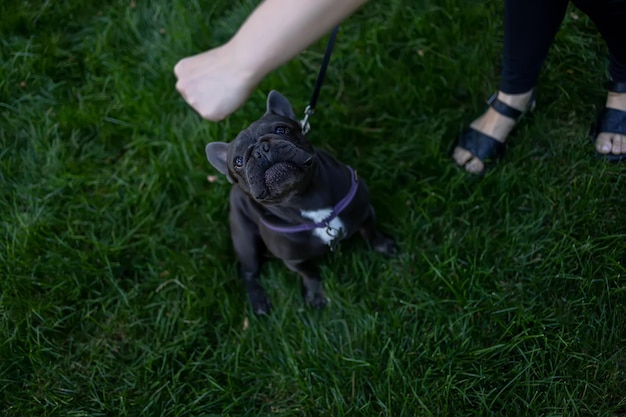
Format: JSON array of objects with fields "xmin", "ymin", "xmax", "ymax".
[{"xmin": 1, "ymin": 0, "xmax": 625, "ymax": 415}]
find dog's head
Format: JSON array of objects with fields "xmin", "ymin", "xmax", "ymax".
[{"xmin": 206, "ymin": 91, "xmax": 317, "ymax": 204}]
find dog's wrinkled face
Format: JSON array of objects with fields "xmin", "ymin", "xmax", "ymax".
[{"xmin": 206, "ymin": 91, "xmax": 317, "ymax": 204}]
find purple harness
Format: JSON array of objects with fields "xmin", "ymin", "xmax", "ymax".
[{"xmin": 259, "ymin": 166, "xmax": 359, "ymax": 235}]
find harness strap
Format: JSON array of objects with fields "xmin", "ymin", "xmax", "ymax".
[{"xmin": 259, "ymin": 166, "xmax": 358, "ymax": 233}]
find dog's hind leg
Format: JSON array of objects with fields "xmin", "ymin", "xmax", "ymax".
[
  {"xmin": 283, "ymin": 259, "xmax": 327, "ymax": 309},
  {"xmin": 358, "ymin": 206, "xmax": 397, "ymax": 257}
]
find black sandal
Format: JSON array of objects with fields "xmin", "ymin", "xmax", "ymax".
[
  {"xmin": 593, "ymin": 81, "xmax": 626, "ymax": 163},
  {"xmin": 454, "ymin": 91, "xmax": 536, "ymax": 173}
]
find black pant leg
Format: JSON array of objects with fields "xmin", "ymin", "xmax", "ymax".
[
  {"xmin": 499, "ymin": 0, "xmax": 570, "ymax": 93},
  {"xmin": 571, "ymin": 0, "xmax": 626, "ymax": 82}
]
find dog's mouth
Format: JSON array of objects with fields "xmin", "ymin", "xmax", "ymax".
[
  {"xmin": 264, "ymin": 161, "xmax": 299, "ymax": 186},
  {"xmin": 264, "ymin": 157, "xmax": 312, "ymax": 182}
]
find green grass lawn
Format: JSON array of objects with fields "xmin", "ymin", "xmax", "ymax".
[{"xmin": 2, "ymin": 0, "xmax": 625, "ymax": 415}]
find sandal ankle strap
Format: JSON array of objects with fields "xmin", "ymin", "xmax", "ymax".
[
  {"xmin": 487, "ymin": 92, "xmax": 524, "ymax": 120},
  {"xmin": 607, "ymin": 81, "xmax": 626, "ymax": 93}
]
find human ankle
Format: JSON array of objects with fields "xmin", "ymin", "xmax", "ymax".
[
  {"xmin": 497, "ymin": 89, "xmax": 534, "ymax": 111},
  {"xmin": 606, "ymin": 91, "xmax": 626, "ymax": 110}
]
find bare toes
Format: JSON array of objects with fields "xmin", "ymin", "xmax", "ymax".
[
  {"xmin": 453, "ymin": 146, "xmax": 485, "ymax": 174},
  {"xmin": 613, "ymin": 134, "xmax": 626, "ymax": 155},
  {"xmin": 464, "ymin": 157, "xmax": 485, "ymax": 174},
  {"xmin": 595, "ymin": 132, "xmax": 613, "ymax": 154},
  {"xmin": 453, "ymin": 146, "xmax": 473, "ymax": 166}
]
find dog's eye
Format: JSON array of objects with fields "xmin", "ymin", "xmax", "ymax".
[
  {"xmin": 234, "ymin": 156, "xmax": 244, "ymax": 168},
  {"xmin": 275, "ymin": 126, "xmax": 289, "ymax": 135}
]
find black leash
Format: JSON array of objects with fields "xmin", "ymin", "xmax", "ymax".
[{"xmin": 300, "ymin": 24, "xmax": 340, "ymax": 135}]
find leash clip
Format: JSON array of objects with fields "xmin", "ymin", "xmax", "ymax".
[
  {"xmin": 325, "ymin": 222, "xmax": 339, "ymax": 238},
  {"xmin": 325, "ymin": 223, "xmax": 344, "ymax": 252},
  {"xmin": 299, "ymin": 24, "xmax": 340, "ymax": 136},
  {"xmin": 300, "ymin": 105, "xmax": 314, "ymax": 135}
]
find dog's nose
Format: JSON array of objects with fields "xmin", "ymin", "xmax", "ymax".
[{"xmin": 253, "ymin": 141, "xmax": 272, "ymax": 160}]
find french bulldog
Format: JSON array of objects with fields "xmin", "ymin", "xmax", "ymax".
[{"xmin": 206, "ymin": 90, "xmax": 396, "ymax": 314}]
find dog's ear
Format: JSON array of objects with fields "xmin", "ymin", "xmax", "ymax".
[
  {"xmin": 266, "ymin": 90, "xmax": 297, "ymax": 122},
  {"xmin": 206, "ymin": 142, "xmax": 235, "ymax": 183}
]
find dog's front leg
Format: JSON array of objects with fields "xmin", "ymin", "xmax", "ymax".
[
  {"xmin": 230, "ymin": 202, "xmax": 271, "ymax": 315},
  {"xmin": 283, "ymin": 259, "xmax": 326, "ymax": 309}
]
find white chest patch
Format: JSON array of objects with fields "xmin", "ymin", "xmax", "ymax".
[{"xmin": 300, "ymin": 208, "xmax": 345, "ymax": 245}]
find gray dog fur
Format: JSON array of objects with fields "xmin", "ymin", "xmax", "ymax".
[{"xmin": 205, "ymin": 91, "xmax": 396, "ymax": 314}]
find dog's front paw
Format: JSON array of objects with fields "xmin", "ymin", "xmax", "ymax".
[
  {"xmin": 249, "ymin": 289, "xmax": 272, "ymax": 315},
  {"xmin": 372, "ymin": 235, "xmax": 398, "ymax": 258},
  {"xmin": 305, "ymin": 290, "xmax": 327, "ymax": 309}
]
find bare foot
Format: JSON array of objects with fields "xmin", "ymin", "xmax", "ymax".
[
  {"xmin": 453, "ymin": 90, "xmax": 534, "ymax": 174},
  {"xmin": 595, "ymin": 91, "xmax": 626, "ymax": 156}
]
